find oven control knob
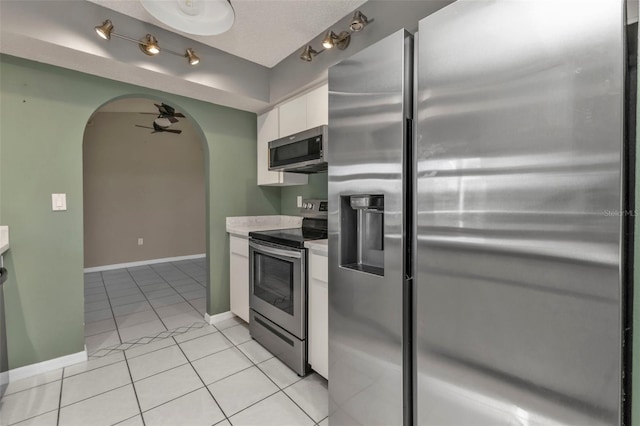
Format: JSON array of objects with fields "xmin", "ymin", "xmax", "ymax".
[
  {"xmin": 302, "ymin": 203, "xmax": 308, "ymax": 208},
  {"xmin": 308, "ymin": 203, "xmax": 314, "ymax": 209}
]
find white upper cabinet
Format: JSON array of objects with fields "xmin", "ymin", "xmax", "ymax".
[
  {"xmin": 279, "ymin": 95, "xmax": 308, "ymax": 137},
  {"xmin": 257, "ymin": 108, "xmax": 280, "ymax": 186},
  {"xmin": 257, "ymin": 83, "xmax": 328, "ymax": 187},
  {"xmin": 306, "ymin": 84, "xmax": 329, "ymax": 129},
  {"xmin": 257, "ymin": 108, "xmax": 308, "ymax": 186}
]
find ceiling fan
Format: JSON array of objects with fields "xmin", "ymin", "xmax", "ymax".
[
  {"xmin": 135, "ymin": 121, "xmax": 182, "ymax": 134},
  {"xmin": 136, "ymin": 103, "xmax": 185, "ymax": 134}
]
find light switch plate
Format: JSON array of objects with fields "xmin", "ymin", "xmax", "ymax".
[
  {"xmin": 297, "ymin": 196, "xmax": 303, "ymax": 208},
  {"xmin": 51, "ymin": 193, "xmax": 67, "ymax": 211}
]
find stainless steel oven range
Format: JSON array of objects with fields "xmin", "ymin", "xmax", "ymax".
[{"xmin": 248, "ymin": 199, "xmax": 328, "ymax": 376}]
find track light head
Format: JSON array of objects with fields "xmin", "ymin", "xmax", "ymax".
[
  {"xmin": 322, "ymin": 31, "xmax": 337, "ymax": 49},
  {"xmin": 139, "ymin": 34, "xmax": 160, "ymax": 56},
  {"xmin": 349, "ymin": 10, "xmax": 369, "ymax": 32},
  {"xmin": 322, "ymin": 30, "xmax": 351, "ymax": 51},
  {"xmin": 186, "ymin": 48, "xmax": 200, "ymax": 65},
  {"xmin": 95, "ymin": 19, "xmax": 113, "ymax": 40},
  {"xmin": 300, "ymin": 45, "xmax": 318, "ymax": 62}
]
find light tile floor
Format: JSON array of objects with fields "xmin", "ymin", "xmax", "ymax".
[
  {"xmin": 0, "ymin": 316, "xmax": 328, "ymax": 426},
  {"xmin": 84, "ymin": 259, "xmax": 208, "ymax": 356}
]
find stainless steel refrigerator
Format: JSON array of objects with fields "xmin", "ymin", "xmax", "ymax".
[{"xmin": 328, "ymin": 1, "xmax": 629, "ymax": 425}]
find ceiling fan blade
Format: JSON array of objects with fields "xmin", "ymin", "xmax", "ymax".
[
  {"xmin": 163, "ymin": 128, "xmax": 182, "ymax": 134},
  {"xmin": 167, "ymin": 116, "xmax": 179, "ymax": 124},
  {"xmin": 161, "ymin": 103, "xmax": 176, "ymax": 116},
  {"xmin": 135, "ymin": 124, "xmax": 154, "ymax": 130},
  {"xmin": 174, "ymin": 113, "xmax": 185, "ymax": 118}
]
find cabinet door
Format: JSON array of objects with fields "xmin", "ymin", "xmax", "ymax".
[
  {"xmin": 309, "ymin": 252, "xmax": 328, "ymax": 379},
  {"xmin": 229, "ymin": 236, "xmax": 249, "ymax": 323},
  {"xmin": 306, "ymin": 84, "xmax": 329, "ymax": 129},
  {"xmin": 257, "ymin": 109, "xmax": 282, "ymax": 186},
  {"xmin": 279, "ymin": 95, "xmax": 307, "ymax": 137}
]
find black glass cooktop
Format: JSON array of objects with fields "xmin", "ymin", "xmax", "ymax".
[{"xmin": 250, "ymin": 219, "xmax": 327, "ymax": 249}]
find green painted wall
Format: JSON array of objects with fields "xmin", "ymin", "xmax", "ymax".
[
  {"xmin": 634, "ymin": 25, "xmax": 640, "ymax": 423},
  {"xmin": 0, "ymin": 54, "xmax": 280, "ymax": 368},
  {"xmin": 280, "ymin": 174, "xmax": 328, "ymax": 215}
]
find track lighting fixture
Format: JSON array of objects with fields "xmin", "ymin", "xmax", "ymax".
[
  {"xmin": 139, "ymin": 34, "xmax": 160, "ymax": 56},
  {"xmin": 186, "ymin": 48, "xmax": 200, "ymax": 65},
  {"xmin": 349, "ymin": 11, "xmax": 370, "ymax": 32},
  {"xmin": 322, "ymin": 30, "xmax": 351, "ymax": 50},
  {"xmin": 300, "ymin": 10, "xmax": 372, "ymax": 62},
  {"xmin": 94, "ymin": 19, "xmax": 200, "ymax": 66},
  {"xmin": 95, "ymin": 19, "xmax": 113, "ymax": 40},
  {"xmin": 300, "ymin": 45, "xmax": 319, "ymax": 62}
]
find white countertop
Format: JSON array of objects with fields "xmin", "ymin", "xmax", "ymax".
[
  {"xmin": 0, "ymin": 226, "xmax": 8, "ymax": 256},
  {"xmin": 226, "ymin": 215, "xmax": 303, "ymax": 237},
  {"xmin": 305, "ymin": 239, "xmax": 328, "ymax": 255}
]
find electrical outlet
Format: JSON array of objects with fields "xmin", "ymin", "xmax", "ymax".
[
  {"xmin": 137, "ymin": 238, "xmax": 143, "ymax": 245},
  {"xmin": 297, "ymin": 196, "xmax": 303, "ymax": 208}
]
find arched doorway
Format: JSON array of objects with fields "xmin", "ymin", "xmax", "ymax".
[{"xmin": 81, "ymin": 96, "xmax": 210, "ymax": 356}]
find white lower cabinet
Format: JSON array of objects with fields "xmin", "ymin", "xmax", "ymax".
[
  {"xmin": 309, "ymin": 251, "xmax": 328, "ymax": 379},
  {"xmin": 229, "ymin": 235, "xmax": 249, "ymax": 323}
]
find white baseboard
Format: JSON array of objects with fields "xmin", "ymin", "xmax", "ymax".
[
  {"xmin": 205, "ymin": 311, "xmax": 236, "ymax": 325},
  {"xmin": 84, "ymin": 254, "xmax": 206, "ymax": 273},
  {"xmin": 7, "ymin": 349, "xmax": 87, "ymax": 383}
]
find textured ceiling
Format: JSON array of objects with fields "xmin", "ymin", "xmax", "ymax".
[{"xmin": 87, "ymin": 0, "xmax": 367, "ymax": 68}]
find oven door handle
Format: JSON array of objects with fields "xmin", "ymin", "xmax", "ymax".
[{"xmin": 249, "ymin": 241, "xmax": 302, "ymax": 259}]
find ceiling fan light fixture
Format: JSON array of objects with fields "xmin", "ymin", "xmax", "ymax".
[
  {"xmin": 140, "ymin": 0, "xmax": 235, "ymax": 36},
  {"xmin": 139, "ymin": 34, "xmax": 160, "ymax": 56},
  {"xmin": 186, "ymin": 48, "xmax": 200, "ymax": 65},
  {"xmin": 95, "ymin": 19, "xmax": 113, "ymax": 40},
  {"xmin": 349, "ymin": 10, "xmax": 369, "ymax": 32},
  {"xmin": 154, "ymin": 117, "xmax": 173, "ymax": 128},
  {"xmin": 300, "ymin": 45, "xmax": 318, "ymax": 62}
]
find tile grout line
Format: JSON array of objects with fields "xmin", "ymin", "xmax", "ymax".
[
  {"xmin": 2, "ymin": 375, "xmax": 66, "ymax": 398},
  {"xmin": 122, "ymin": 327, "xmax": 215, "ymax": 362},
  {"xmin": 237, "ymin": 324, "xmax": 327, "ymax": 424},
  {"xmin": 169, "ymin": 260, "xmax": 207, "ymax": 288},
  {"xmin": 153, "ymin": 262, "xmax": 207, "ymax": 310},
  {"xmin": 86, "ymin": 322, "xmax": 210, "ymax": 360},
  {"xmin": 136, "ymin": 385, "xmax": 210, "ymax": 417},
  {"xmin": 212, "ymin": 324, "xmax": 318, "ymax": 424},
  {"xmin": 123, "ymin": 268, "xmax": 172, "ymax": 333},
  {"xmin": 93, "ymin": 266, "xmax": 323, "ymax": 424},
  {"xmin": 171, "ymin": 335, "xmax": 232, "ymax": 424},
  {"xmin": 88, "ymin": 271, "xmax": 124, "ymax": 355},
  {"xmin": 56, "ymin": 372, "xmax": 64, "ymax": 426},
  {"xmin": 148, "ymin": 264, "xmax": 207, "ymax": 316},
  {"xmin": 123, "ymin": 349, "xmax": 146, "ymax": 425},
  {"xmin": 129, "ymin": 266, "xmax": 204, "ymax": 322},
  {"xmin": 63, "ymin": 356, "xmax": 125, "ymax": 379},
  {"xmin": 233, "ymin": 333, "xmax": 316, "ymax": 424},
  {"xmin": 87, "ymin": 267, "xmax": 203, "ymax": 359},
  {"xmin": 56, "ymin": 382, "xmax": 131, "ymax": 411},
  {"xmin": 113, "ymin": 413, "xmax": 144, "ymax": 426},
  {"xmin": 6, "ymin": 409, "xmax": 59, "ymax": 426}
]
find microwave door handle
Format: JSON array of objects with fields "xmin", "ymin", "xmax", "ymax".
[{"xmin": 249, "ymin": 241, "xmax": 302, "ymax": 259}]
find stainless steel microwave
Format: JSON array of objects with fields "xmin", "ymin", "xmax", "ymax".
[{"xmin": 268, "ymin": 125, "xmax": 328, "ymax": 173}]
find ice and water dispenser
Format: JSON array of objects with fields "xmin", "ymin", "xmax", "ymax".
[{"xmin": 340, "ymin": 195, "xmax": 385, "ymax": 276}]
